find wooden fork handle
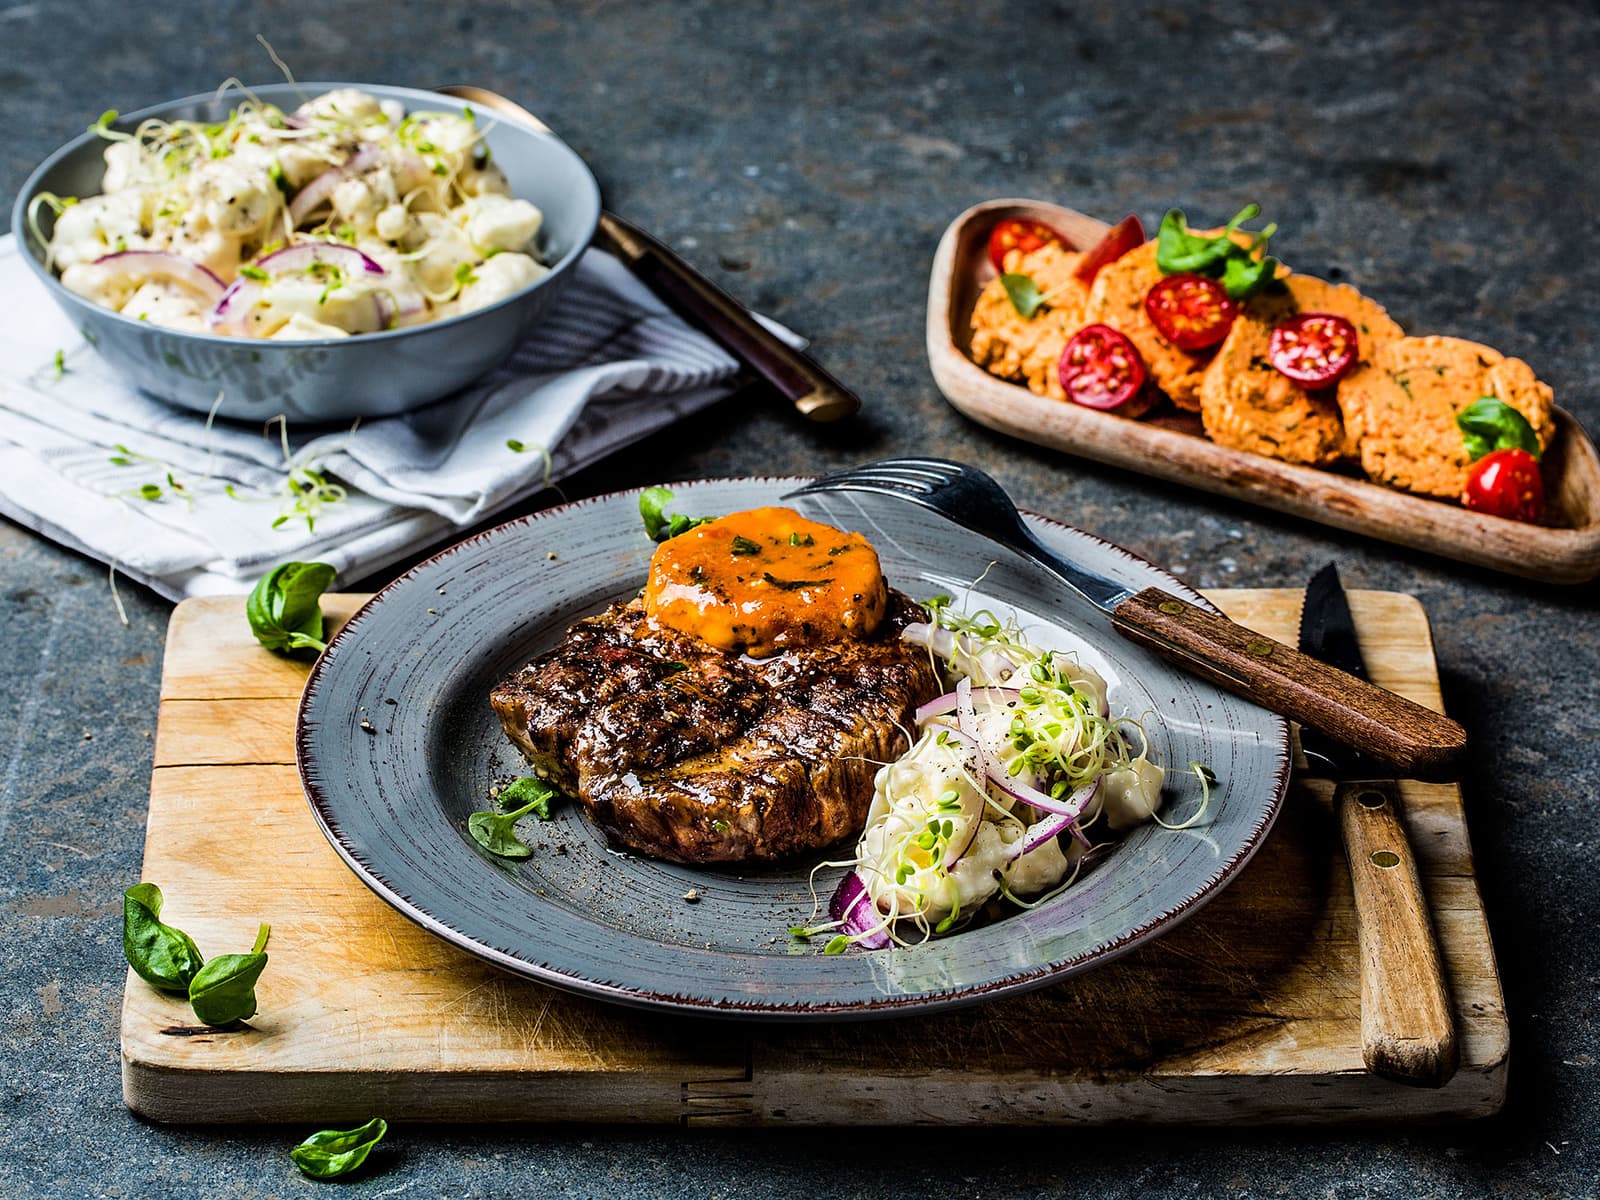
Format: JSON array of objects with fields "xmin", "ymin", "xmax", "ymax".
[
  {"xmin": 1109, "ymin": 588, "xmax": 1467, "ymax": 780},
  {"xmin": 1337, "ymin": 779, "xmax": 1460, "ymax": 1087},
  {"xmin": 596, "ymin": 213, "xmax": 860, "ymax": 423}
]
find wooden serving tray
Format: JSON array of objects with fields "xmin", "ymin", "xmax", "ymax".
[
  {"xmin": 122, "ymin": 589, "xmax": 1508, "ymax": 1126},
  {"xmin": 926, "ymin": 198, "xmax": 1600, "ymax": 584}
]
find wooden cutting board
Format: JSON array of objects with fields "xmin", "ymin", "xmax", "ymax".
[{"xmin": 123, "ymin": 589, "xmax": 1508, "ymax": 1125}]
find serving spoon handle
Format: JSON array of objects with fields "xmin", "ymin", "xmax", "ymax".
[{"xmin": 437, "ymin": 85, "xmax": 859, "ymax": 424}]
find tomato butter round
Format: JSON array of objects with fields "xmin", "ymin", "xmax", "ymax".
[{"xmin": 643, "ymin": 507, "xmax": 888, "ymax": 656}]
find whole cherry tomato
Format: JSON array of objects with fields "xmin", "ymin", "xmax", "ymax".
[
  {"xmin": 1058, "ymin": 324, "xmax": 1147, "ymax": 410},
  {"xmin": 1144, "ymin": 273, "xmax": 1237, "ymax": 351},
  {"xmin": 1462, "ymin": 448, "xmax": 1544, "ymax": 522},
  {"xmin": 1268, "ymin": 313, "xmax": 1359, "ymax": 388},
  {"xmin": 987, "ymin": 218, "xmax": 1065, "ymax": 271},
  {"xmin": 1071, "ymin": 214, "xmax": 1146, "ymax": 286}
]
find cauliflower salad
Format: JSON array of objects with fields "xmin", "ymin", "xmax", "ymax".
[
  {"xmin": 799, "ymin": 595, "xmax": 1213, "ymax": 953},
  {"xmin": 30, "ymin": 86, "xmax": 548, "ymax": 339}
]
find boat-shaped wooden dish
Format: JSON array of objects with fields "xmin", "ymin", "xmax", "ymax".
[{"xmin": 927, "ymin": 198, "xmax": 1600, "ymax": 584}]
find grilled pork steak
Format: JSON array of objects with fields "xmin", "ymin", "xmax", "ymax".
[{"xmin": 490, "ymin": 590, "xmax": 940, "ymax": 864}]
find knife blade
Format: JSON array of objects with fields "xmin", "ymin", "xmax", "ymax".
[{"xmin": 1298, "ymin": 563, "xmax": 1459, "ymax": 1088}]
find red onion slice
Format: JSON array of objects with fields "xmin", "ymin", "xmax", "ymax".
[
  {"xmin": 827, "ymin": 870, "xmax": 891, "ymax": 951},
  {"xmin": 287, "ymin": 145, "xmax": 383, "ymax": 226},
  {"xmin": 208, "ymin": 278, "xmax": 262, "ymax": 334},
  {"xmin": 88, "ymin": 251, "xmax": 226, "ymax": 304},
  {"xmin": 257, "ymin": 241, "xmax": 386, "ymax": 277},
  {"xmin": 954, "ymin": 678, "xmax": 988, "ymax": 785},
  {"xmin": 988, "ymin": 766, "xmax": 1098, "ymax": 821}
]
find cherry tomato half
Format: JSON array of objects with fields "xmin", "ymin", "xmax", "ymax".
[
  {"xmin": 987, "ymin": 218, "xmax": 1065, "ymax": 271},
  {"xmin": 1462, "ymin": 448, "xmax": 1544, "ymax": 522},
  {"xmin": 1058, "ymin": 324, "xmax": 1147, "ymax": 410},
  {"xmin": 1072, "ymin": 214, "xmax": 1146, "ymax": 286},
  {"xmin": 1144, "ymin": 273, "xmax": 1237, "ymax": 351},
  {"xmin": 1268, "ymin": 313, "xmax": 1360, "ymax": 388}
]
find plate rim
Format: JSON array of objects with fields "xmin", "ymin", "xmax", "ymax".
[{"xmin": 296, "ymin": 475, "xmax": 1292, "ymax": 1020}]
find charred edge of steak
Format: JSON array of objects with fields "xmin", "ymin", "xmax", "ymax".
[{"xmin": 489, "ymin": 590, "xmax": 940, "ymax": 863}]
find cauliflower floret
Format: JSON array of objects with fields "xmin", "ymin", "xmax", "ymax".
[
  {"xmin": 50, "ymin": 192, "xmax": 150, "ymax": 268},
  {"xmin": 455, "ymin": 252, "xmax": 547, "ymax": 313},
  {"xmin": 166, "ymin": 222, "xmax": 239, "ymax": 279},
  {"xmin": 276, "ymin": 140, "xmax": 341, "ymax": 189},
  {"xmin": 374, "ymin": 202, "xmax": 412, "ymax": 243},
  {"xmin": 331, "ymin": 175, "xmax": 386, "ymax": 231},
  {"xmin": 1005, "ymin": 829, "xmax": 1074, "ymax": 896},
  {"xmin": 458, "ymin": 194, "xmax": 543, "ymax": 254},
  {"xmin": 1095, "ymin": 758, "xmax": 1167, "ymax": 831},
  {"xmin": 116, "ymin": 281, "xmax": 209, "ymax": 332},
  {"xmin": 405, "ymin": 212, "xmax": 479, "ymax": 295},
  {"xmin": 457, "ymin": 159, "xmax": 511, "ymax": 198},
  {"xmin": 270, "ymin": 312, "xmax": 352, "ymax": 340},
  {"xmin": 301, "ymin": 88, "xmax": 384, "ymax": 125},
  {"xmin": 187, "ymin": 158, "xmax": 277, "ymax": 238},
  {"xmin": 101, "ymin": 142, "xmax": 147, "ymax": 193}
]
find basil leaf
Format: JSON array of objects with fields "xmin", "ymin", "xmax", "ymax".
[
  {"xmin": 1000, "ymin": 272, "xmax": 1045, "ymax": 319},
  {"xmin": 1156, "ymin": 209, "xmax": 1233, "ymax": 276},
  {"xmin": 290, "ymin": 1117, "xmax": 388, "ymax": 1180},
  {"xmin": 187, "ymin": 923, "xmax": 270, "ymax": 1026},
  {"xmin": 639, "ymin": 487, "xmax": 712, "ymax": 543},
  {"xmin": 123, "ymin": 883, "xmax": 204, "ymax": 995},
  {"xmin": 497, "ymin": 776, "xmax": 555, "ymax": 820},
  {"xmin": 247, "ymin": 561, "xmax": 336, "ymax": 657},
  {"xmin": 468, "ymin": 780, "xmax": 557, "ymax": 859},
  {"xmin": 1456, "ymin": 396, "xmax": 1541, "ymax": 462},
  {"xmin": 1156, "ymin": 204, "xmax": 1280, "ymax": 300}
]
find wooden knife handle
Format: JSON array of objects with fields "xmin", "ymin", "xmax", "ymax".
[
  {"xmin": 596, "ymin": 213, "xmax": 860, "ymax": 423},
  {"xmin": 1110, "ymin": 588, "xmax": 1466, "ymax": 780},
  {"xmin": 1337, "ymin": 779, "xmax": 1459, "ymax": 1087}
]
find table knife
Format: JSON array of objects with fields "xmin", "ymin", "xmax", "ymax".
[{"xmin": 1300, "ymin": 563, "xmax": 1460, "ymax": 1088}]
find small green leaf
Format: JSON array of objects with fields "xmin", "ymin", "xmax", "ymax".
[
  {"xmin": 138, "ymin": 483, "xmax": 163, "ymax": 501},
  {"xmin": 468, "ymin": 781, "xmax": 556, "ymax": 859},
  {"xmin": 497, "ymin": 776, "xmax": 555, "ymax": 819},
  {"xmin": 823, "ymin": 935, "xmax": 850, "ymax": 955},
  {"xmin": 1156, "ymin": 205, "xmax": 1280, "ymax": 300},
  {"xmin": 123, "ymin": 883, "xmax": 205, "ymax": 995},
  {"xmin": 187, "ymin": 923, "xmax": 269, "ymax": 1026},
  {"xmin": 505, "ymin": 438, "xmax": 527, "ymax": 453},
  {"xmin": 246, "ymin": 561, "xmax": 336, "ymax": 657},
  {"xmin": 52, "ymin": 349, "xmax": 66, "ymax": 379},
  {"xmin": 1000, "ymin": 272, "xmax": 1045, "ymax": 318},
  {"xmin": 1457, "ymin": 396, "xmax": 1540, "ymax": 462},
  {"xmin": 639, "ymin": 486, "xmax": 712, "ymax": 543},
  {"xmin": 89, "ymin": 109, "xmax": 119, "ymax": 135},
  {"xmin": 788, "ymin": 531, "xmax": 814, "ymax": 546},
  {"xmin": 289, "ymin": 1117, "xmax": 388, "ymax": 1180},
  {"xmin": 730, "ymin": 535, "xmax": 763, "ymax": 555},
  {"xmin": 238, "ymin": 264, "xmax": 269, "ymax": 281},
  {"xmin": 453, "ymin": 261, "xmax": 478, "ymax": 287}
]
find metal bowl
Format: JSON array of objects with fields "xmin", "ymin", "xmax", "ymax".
[{"xmin": 11, "ymin": 83, "xmax": 601, "ymax": 423}]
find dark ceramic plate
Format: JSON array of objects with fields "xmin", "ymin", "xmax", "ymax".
[{"xmin": 297, "ymin": 479, "xmax": 1291, "ymax": 1019}]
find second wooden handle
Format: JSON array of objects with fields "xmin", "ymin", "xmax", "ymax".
[
  {"xmin": 597, "ymin": 214, "xmax": 860, "ymax": 423},
  {"xmin": 1110, "ymin": 588, "xmax": 1467, "ymax": 779},
  {"xmin": 1337, "ymin": 779, "xmax": 1460, "ymax": 1088}
]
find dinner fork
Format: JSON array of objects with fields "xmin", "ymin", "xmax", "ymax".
[{"xmin": 785, "ymin": 457, "xmax": 1467, "ymax": 780}]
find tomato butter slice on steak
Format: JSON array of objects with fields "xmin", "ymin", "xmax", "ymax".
[{"xmin": 489, "ymin": 591, "xmax": 940, "ymax": 864}]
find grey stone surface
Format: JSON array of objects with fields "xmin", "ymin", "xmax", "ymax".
[{"xmin": 1, "ymin": 1, "xmax": 1596, "ymax": 1196}]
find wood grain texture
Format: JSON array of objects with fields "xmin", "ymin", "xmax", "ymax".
[
  {"xmin": 925, "ymin": 198, "xmax": 1600, "ymax": 584},
  {"xmin": 123, "ymin": 589, "xmax": 1508, "ymax": 1125},
  {"xmin": 1111, "ymin": 588, "xmax": 1467, "ymax": 780},
  {"xmin": 1338, "ymin": 779, "xmax": 1460, "ymax": 1088}
]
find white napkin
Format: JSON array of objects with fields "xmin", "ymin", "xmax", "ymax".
[{"xmin": 0, "ymin": 234, "xmax": 793, "ymax": 600}]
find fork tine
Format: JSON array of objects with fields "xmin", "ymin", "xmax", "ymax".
[
  {"xmin": 799, "ymin": 470, "xmax": 939, "ymax": 494},
  {"xmin": 783, "ymin": 478, "xmax": 944, "ymax": 513}
]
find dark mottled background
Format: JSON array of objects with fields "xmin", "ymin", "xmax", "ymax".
[{"xmin": 2, "ymin": 1, "xmax": 1595, "ymax": 1197}]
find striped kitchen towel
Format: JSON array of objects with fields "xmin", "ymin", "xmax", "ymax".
[{"xmin": 0, "ymin": 236, "xmax": 795, "ymax": 600}]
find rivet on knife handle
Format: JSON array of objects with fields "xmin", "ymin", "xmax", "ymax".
[
  {"xmin": 1109, "ymin": 588, "xmax": 1467, "ymax": 780},
  {"xmin": 596, "ymin": 213, "xmax": 860, "ymax": 423},
  {"xmin": 1337, "ymin": 779, "xmax": 1459, "ymax": 1087}
]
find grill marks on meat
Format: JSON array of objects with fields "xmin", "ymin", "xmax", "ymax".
[{"xmin": 490, "ymin": 591, "xmax": 940, "ymax": 864}]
